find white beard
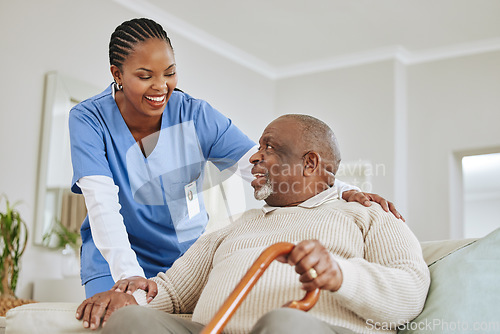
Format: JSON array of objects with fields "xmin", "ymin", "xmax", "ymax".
[{"xmin": 254, "ymin": 176, "xmax": 273, "ymax": 201}]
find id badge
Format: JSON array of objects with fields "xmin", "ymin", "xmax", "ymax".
[{"xmin": 185, "ymin": 181, "xmax": 200, "ymax": 219}]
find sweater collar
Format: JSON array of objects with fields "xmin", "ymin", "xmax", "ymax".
[{"xmin": 261, "ymin": 184, "xmax": 340, "ymax": 214}]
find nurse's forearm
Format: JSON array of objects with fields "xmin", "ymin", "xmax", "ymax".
[{"xmin": 78, "ymin": 175, "xmax": 146, "ymax": 281}]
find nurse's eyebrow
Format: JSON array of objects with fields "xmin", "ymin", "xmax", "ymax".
[{"xmin": 135, "ymin": 64, "xmax": 176, "ymax": 72}]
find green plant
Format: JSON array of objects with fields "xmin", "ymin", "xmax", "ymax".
[
  {"xmin": 0, "ymin": 196, "xmax": 28, "ymax": 298},
  {"xmin": 43, "ymin": 218, "xmax": 81, "ymax": 251}
]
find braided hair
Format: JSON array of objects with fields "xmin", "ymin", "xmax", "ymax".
[{"xmin": 109, "ymin": 18, "xmax": 173, "ymax": 70}]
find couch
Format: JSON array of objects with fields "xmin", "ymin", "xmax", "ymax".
[{"xmin": 2, "ymin": 226, "xmax": 499, "ymax": 334}]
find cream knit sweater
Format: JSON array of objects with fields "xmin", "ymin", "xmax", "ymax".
[{"xmin": 139, "ymin": 198, "xmax": 430, "ymax": 333}]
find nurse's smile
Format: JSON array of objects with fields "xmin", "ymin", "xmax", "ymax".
[{"xmin": 145, "ymin": 94, "xmax": 167, "ymax": 109}]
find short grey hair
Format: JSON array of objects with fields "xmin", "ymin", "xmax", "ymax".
[{"xmin": 279, "ymin": 114, "xmax": 341, "ymax": 174}]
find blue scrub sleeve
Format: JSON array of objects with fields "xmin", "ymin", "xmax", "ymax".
[
  {"xmin": 69, "ymin": 107, "xmax": 113, "ymax": 194},
  {"xmin": 193, "ymin": 101, "xmax": 255, "ymax": 171}
]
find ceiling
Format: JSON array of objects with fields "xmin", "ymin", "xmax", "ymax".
[{"xmin": 114, "ymin": 0, "xmax": 500, "ymax": 78}]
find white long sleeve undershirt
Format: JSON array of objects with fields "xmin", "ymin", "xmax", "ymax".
[
  {"xmin": 77, "ymin": 175, "xmax": 145, "ymax": 282},
  {"xmin": 78, "ymin": 146, "xmax": 359, "ymax": 283}
]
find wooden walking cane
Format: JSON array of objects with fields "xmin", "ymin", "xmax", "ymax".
[{"xmin": 200, "ymin": 242, "xmax": 321, "ymax": 334}]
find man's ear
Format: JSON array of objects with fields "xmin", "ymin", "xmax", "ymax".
[
  {"xmin": 110, "ymin": 65, "xmax": 122, "ymax": 84},
  {"xmin": 303, "ymin": 151, "xmax": 321, "ymax": 176}
]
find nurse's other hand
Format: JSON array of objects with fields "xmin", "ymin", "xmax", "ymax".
[
  {"xmin": 76, "ymin": 290, "xmax": 137, "ymax": 330},
  {"xmin": 112, "ymin": 276, "xmax": 158, "ymax": 303},
  {"xmin": 342, "ymin": 190, "xmax": 405, "ymax": 222}
]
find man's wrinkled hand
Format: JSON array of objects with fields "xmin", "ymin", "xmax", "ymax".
[
  {"xmin": 342, "ymin": 190, "xmax": 405, "ymax": 222},
  {"xmin": 277, "ymin": 240, "xmax": 343, "ymax": 292},
  {"xmin": 112, "ymin": 276, "xmax": 157, "ymax": 303},
  {"xmin": 75, "ymin": 290, "xmax": 137, "ymax": 330}
]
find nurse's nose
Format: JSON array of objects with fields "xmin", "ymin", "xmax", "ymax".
[{"xmin": 152, "ymin": 77, "xmax": 167, "ymax": 91}]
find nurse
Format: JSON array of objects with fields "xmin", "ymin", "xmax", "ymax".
[{"xmin": 69, "ymin": 18, "xmax": 402, "ymax": 297}]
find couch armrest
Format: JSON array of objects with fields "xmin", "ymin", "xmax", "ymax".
[{"xmin": 420, "ymin": 238, "xmax": 477, "ymax": 266}]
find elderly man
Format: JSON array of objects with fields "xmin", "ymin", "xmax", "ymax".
[{"xmin": 77, "ymin": 114, "xmax": 430, "ymax": 333}]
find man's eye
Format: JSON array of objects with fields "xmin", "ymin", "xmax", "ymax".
[{"xmin": 257, "ymin": 144, "xmax": 272, "ymax": 151}]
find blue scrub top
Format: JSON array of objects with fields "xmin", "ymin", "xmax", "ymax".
[{"xmin": 69, "ymin": 85, "xmax": 254, "ymax": 284}]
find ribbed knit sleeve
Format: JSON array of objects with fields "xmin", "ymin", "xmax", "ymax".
[{"xmin": 332, "ymin": 203, "xmax": 430, "ymax": 327}]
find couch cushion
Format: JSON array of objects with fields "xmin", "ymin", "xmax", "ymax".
[
  {"xmin": 399, "ymin": 228, "xmax": 500, "ymax": 334},
  {"xmin": 5, "ymin": 302, "xmax": 192, "ymax": 333},
  {"xmin": 6, "ymin": 302, "xmax": 93, "ymax": 334}
]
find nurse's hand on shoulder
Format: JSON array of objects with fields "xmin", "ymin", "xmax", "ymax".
[
  {"xmin": 342, "ymin": 190, "xmax": 405, "ymax": 222},
  {"xmin": 112, "ymin": 276, "xmax": 158, "ymax": 303},
  {"xmin": 76, "ymin": 290, "xmax": 137, "ymax": 330}
]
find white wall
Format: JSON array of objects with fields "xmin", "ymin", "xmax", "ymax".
[
  {"xmin": 407, "ymin": 51, "xmax": 500, "ymax": 241},
  {"xmin": 0, "ymin": 0, "xmax": 273, "ymax": 299},
  {"xmin": 172, "ymin": 36, "xmax": 276, "ymax": 142}
]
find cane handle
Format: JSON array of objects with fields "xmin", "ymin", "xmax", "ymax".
[{"xmin": 201, "ymin": 242, "xmax": 320, "ymax": 334}]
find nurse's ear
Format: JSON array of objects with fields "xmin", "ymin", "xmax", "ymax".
[{"xmin": 110, "ymin": 65, "xmax": 123, "ymax": 87}]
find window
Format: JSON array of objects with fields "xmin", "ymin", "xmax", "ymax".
[{"xmin": 462, "ymin": 153, "xmax": 500, "ymax": 238}]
